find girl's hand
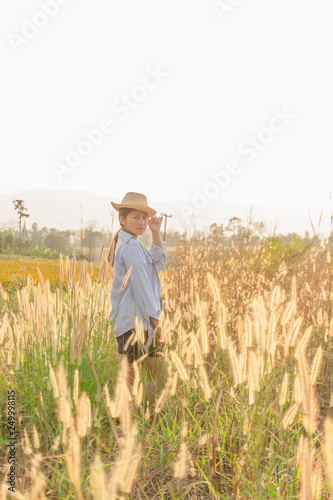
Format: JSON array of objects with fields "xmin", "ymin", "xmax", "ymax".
[{"xmin": 148, "ymin": 215, "xmax": 163, "ymax": 233}]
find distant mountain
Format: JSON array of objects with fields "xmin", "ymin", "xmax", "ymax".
[{"xmin": 0, "ymin": 189, "xmax": 331, "ymax": 237}]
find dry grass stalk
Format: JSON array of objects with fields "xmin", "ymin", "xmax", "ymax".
[
  {"xmin": 107, "ymin": 422, "xmax": 141, "ymax": 498},
  {"xmin": 173, "ymin": 441, "xmax": 188, "ymax": 480},
  {"xmin": 281, "ymin": 300, "xmax": 296, "ymax": 327},
  {"xmin": 155, "ymin": 378, "xmax": 172, "ymax": 413},
  {"xmin": 299, "ymin": 435, "xmax": 312, "ymax": 500},
  {"xmin": 169, "ymin": 350, "xmax": 189, "ymax": 381},
  {"xmin": 285, "ymin": 317, "xmax": 303, "ymax": 355},
  {"xmin": 310, "ymin": 346, "xmax": 323, "ymax": 385},
  {"xmin": 73, "ymin": 368, "xmax": 79, "ymax": 409},
  {"xmin": 65, "ymin": 423, "xmax": 83, "ymax": 500},
  {"xmin": 32, "ymin": 425, "xmax": 40, "ymax": 450},
  {"xmin": 228, "ymin": 342, "xmax": 241, "ymax": 387},
  {"xmin": 90, "ymin": 453, "xmax": 107, "ymax": 500},
  {"xmin": 171, "ymin": 371, "xmax": 178, "ymax": 396},
  {"xmin": 295, "ymin": 326, "xmax": 313, "ymax": 360},
  {"xmin": 296, "ymin": 348, "xmax": 319, "ymax": 435},
  {"xmin": 207, "ymin": 272, "xmax": 220, "ymax": 302},
  {"xmin": 311, "ymin": 454, "xmax": 323, "ymax": 500},
  {"xmin": 324, "ymin": 417, "xmax": 333, "ymax": 493},
  {"xmin": 199, "ymin": 365, "xmax": 212, "ymax": 401},
  {"xmin": 190, "ymin": 332, "xmax": 203, "ymax": 367},
  {"xmin": 282, "ymin": 403, "xmax": 299, "ymax": 429},
  {"xmin": 23, "ymin": 428, "xmax": 32, "ymax": 456},
  {"xmin": 76, "ymin": 392, "xmax": 92, "ymax": 438},
  {"xmin": 279, "ymin": 372, "xmax": 289, "ymax": 407}
]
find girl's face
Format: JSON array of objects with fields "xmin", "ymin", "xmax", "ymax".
[{"xmin": 120, "ymin": 210, "xmax": 149, "ymax": 237}]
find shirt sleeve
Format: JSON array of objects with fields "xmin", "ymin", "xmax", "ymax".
[
  {"xmin": 148, "ymin": 241, "xmax": 167, "ymax": 271},
  {"xmin": 122, "ymin": 243, "xmax": 161, "ymax": 320}
]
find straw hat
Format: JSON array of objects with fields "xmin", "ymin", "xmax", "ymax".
[{"xmin": 111, "ymin": 192, "xmax": 157, "ymax": 217}]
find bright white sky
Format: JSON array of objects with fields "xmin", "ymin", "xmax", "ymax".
[{"xmin": 1, "ymin": 0, "xmax": 333, "ymax": 233}]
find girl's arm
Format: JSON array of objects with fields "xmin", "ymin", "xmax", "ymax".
[{"xmin": 148, "ymin": 217, "xmax": 167, "ymax": 271}]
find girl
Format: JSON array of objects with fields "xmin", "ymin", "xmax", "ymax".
[{"xmin": 107, "ymin": 191, "xmax": 169, "ymax": 408}]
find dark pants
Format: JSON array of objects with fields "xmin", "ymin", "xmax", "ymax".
[{"xmin": 116, "ymin": 329, "xmax": 162, "ymax": 364}]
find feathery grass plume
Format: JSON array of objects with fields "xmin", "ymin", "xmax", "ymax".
[
  {"xmin": 111, "ymin": 357, "xmax": 132, "ymax": 434},
  {"xmin": 296, "ymin": 348, "xmax": 319, "ymax": 435},
  {"xmin": 65, "ymin": 423, "xmax": 83, "ymax": 500},
  {"xmin": 32, "ymin": 425, "xmax": 40, "ymax": 450},
  {"xmin": 70, "ymin": 315, "xmax": 87, "ymax": 364},
  {"xmin": 23, "ymin": 428, "xmax": 32, "ymax": 455},
  {"xmin": 52, "ymin": 435, "xmax": 60, "ymax": 451},
  {"xmin": 240, "ymin": 347, "xmax": 248, "ymax": 385},
  {"xmin": 0, "ymin": 283, "xmax": 9, "ymax": 301},
  {"xmin": 281, "ymin": 300, "xmax": 295, "ymax": 327},
  {"xmin": 49, "ymin": 364, "xmax": 59, "ymax": 399},
  {"xmin": 132, "ymin": 360, "xmax": 141, "ymax": 396},
  {"xmin": 267, "ymin": 308, "xmax": 277, "ymax": 356},
  {"xmin": 249, "ymin": 351, "xmax": 260, "ymax": 392},
  {"xmin": 228, "ymin": 341, "xmax": 241, "ymax": 387},
  {"xmin": 123, "ymin": 448, "xmax": 142, "ymax": 494},
  {"xmin": 199, "ymin": 315, "xmax": 209, "ymax": 355},
  {"xmin": 78, "ymin": 259, "xmax": 87, "ymax": 288},
  {"xmin": 252, "ymin": 296, "xmax": 266, "ymax": 355},
  {"xmin": 244, "ymin": 313, "xmax": 252, "ymax": 348},
  {"xmin": 173, "ymin": 441, "xmax": 188, "ymax": 480},
  {"xmin": 135, "ymin": 382, "xmax": 143, "ymax": 407},
  {"xmin": 55, "ymin": 362, "xmax": 73, "ymax": 443},
  {"xmin": 299, "ymin": 435, "xmax": 312, "ymax": 500},
  {"xmin": 169, "ymin": 350, "xmax": 189, "ymax": 381},
  {"xmin": 311, "ymin": 454, "xmax": 323, "ymax": 500},
  {"xmin": 76, "ymin": 392, "xmax": 92, "ymax": 438},
  {"xmin": 199, "ymin": 364, "xmax": 212, "ymax": 401},
  {"xmin": 73, "ymin": 368, "xmax": 79, "ymax": 409},
  {"xmin": 207, "ymin": 272, "xmax": 220, "ymax": 302},
  {"xmin": 310, "ymin": 345, "xmax": 323, "ymax": 385},
  {"xmin": 0, "ymin": 481, "xmax": 8, "ymax": 500},
  {"xmin": 295, "ymin": 326, "xmax": 313, "ymax": 360},
  {"xmin": 121, "ymin": 265, "xmax": 132, "ymax": 291},
  {"xmin": 279, "ymin": 372, "xmax": 289, "ymax": 407},
  {"xmin": 103, "ymin": 384, "xmax": 113, "ymax": 410},
  {"xmin": 293, "ymin": 375, "xmax": 302, "ymax": 404},
  {"xmin": 324, "ymin": 417, "xmax": 333, "ymax": 493},
  {"xmin": 170, "ymin": 371, "xmax": 178, "ymax": 396},
  {"xmin": 155, "ymin": 378, "xmax": 172, "ymax": 413},
  {"xmin": 284, "ymin": 316, "xmax": 303, "ymax": 355},
  {"xmin": 269, "ymin": 284, "xmax": 281, "ymax": 311},
  {"xmin": 190, "ymin": 332, "xmax": 203, "ymax": 367},
  {"xmin": 107, "ymin": 422, "xmax": 140, "ymax": 497},
  {"xmin": 134, "ymin": 315, "xmax": 145, "ymax": 346},
  {"xmin": 90, "ymin": 453, "xmax": 107, "ymax": 500},
  {"xmin": 282, "ymin": 403, "xmax": 299, "ymax": 429}
]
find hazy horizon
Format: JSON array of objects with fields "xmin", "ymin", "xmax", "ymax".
[{"xmin": 1, "ymin": 188, "xmax": 332, "ymax": 238}]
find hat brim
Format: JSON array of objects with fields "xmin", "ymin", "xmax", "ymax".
[{"xmin": 111, "ymin": 202, "xmax": 157, "ymax": 217}]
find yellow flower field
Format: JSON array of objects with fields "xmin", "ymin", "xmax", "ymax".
[{"xmin": 0, "ymin": 258, "xmax": 100, "ymax": 292}]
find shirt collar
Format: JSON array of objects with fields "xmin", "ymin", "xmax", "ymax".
[{"xmin": 118, "ymin": 229, "xmax": 137, "ymax": 243}]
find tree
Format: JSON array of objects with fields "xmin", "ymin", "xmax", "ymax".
[{"xmin": 13, "ymin": 199, "xmax": 30, "ymax": 254}]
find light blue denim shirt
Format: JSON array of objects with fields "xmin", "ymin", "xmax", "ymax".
[{"xmin": 109, "ymin": 229, "xmax": 167, "ymax": 338}]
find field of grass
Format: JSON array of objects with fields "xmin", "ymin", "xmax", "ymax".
[{"xmin": 1, "ymin": 238, "xmax": 333, "ymax": 499}]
